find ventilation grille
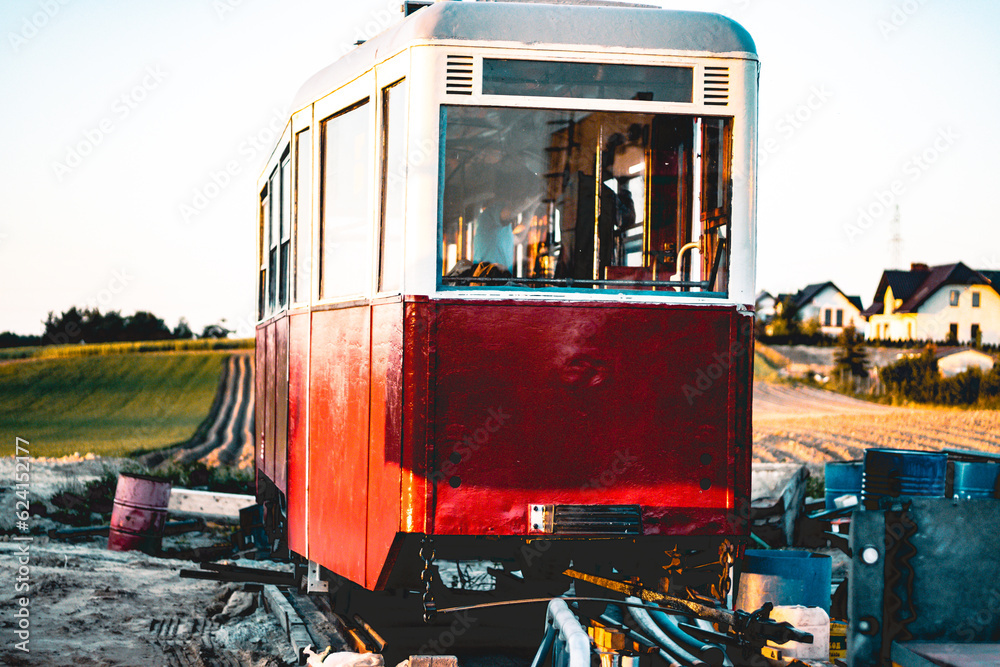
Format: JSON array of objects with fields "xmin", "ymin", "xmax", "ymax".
[
  {"xmin": 703, "ymin": 66, "xmax": 730, "ymax": 106},
  {"xmin": 445, "ymin": 55, "xmax": 474, "ymax": 96},
  {"xmin": 533, "ymin": 504, "xmax": 642, "ymax": 535}
]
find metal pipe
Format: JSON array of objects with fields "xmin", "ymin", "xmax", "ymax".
[
  {"xmin": 530, "ymin": 623, "xmax": 556, "ymax": 667},
  {"xmin": 646, "ymin": 607, "xmax": 726, "ymax": 667},
  {"xmin": 542, "ymin": 598, "xmax": 591, "ymax": 667},
  {"xmin": 627, "ymin": 601, "xmax": 706, "ymax": 667}
]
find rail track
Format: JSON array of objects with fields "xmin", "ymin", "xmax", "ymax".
[{"xmin": 140, "ymin": 353, "xmax": 255, "ymax": 470}]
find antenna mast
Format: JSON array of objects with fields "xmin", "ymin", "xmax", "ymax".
[{"xmin": 889, "ymin": 205, "xmax": 903, "ymax": 269}]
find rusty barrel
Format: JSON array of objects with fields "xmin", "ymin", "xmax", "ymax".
[{"xmin": 107, "ymin": 473, "xmax": 172, "ymax": 553}]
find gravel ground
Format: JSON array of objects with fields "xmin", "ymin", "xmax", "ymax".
[{"xmin": 0, "ymin": 453, "xmax": 295, "ymax": 666}]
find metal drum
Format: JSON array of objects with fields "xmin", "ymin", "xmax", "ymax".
[
  {"xmin": 952, "ymin": 461, "xmax": 1000, "ymax": 499},
  {"xmin": 862, "ymin": 449, "xmax": 946, "ymax": 509},
  {"xmin": 735, "ymin": 550, "xmax": 832, "ymax": 613},
  {"xmin": 824, "ymin": 461, "xmax": 863, "ymax": 510},
  {"xmin": 107, "ymin": 473, "xmax": 172, "ymax": 553}
]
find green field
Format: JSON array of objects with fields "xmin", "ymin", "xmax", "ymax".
[{"xmin": 0, "ymin": 351, "xmax": 228, "ymax": 458}]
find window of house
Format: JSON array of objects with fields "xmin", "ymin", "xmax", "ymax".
[
  {"xmin": 836, "ymin": 309, "xmax": 843, "ymax": 327},
  {"xmin": 823, "ymin": 309, "xmax": 831, "ymax": 326},
  {"xmin": 949, "ymin": 289, "xmax": 960, "ymax": 306},
  {"xmin": 972, "ymin": 291, "xmax": 981, "ymax": 308},
  {"xmin": 972, "ymin": 324, "xmax": 980, "ymax": 345},
  {"xmin": 948, "ymin": 323, "xmax": 958, "ymax": 342},
  {"xmin": 320, "ymin": 99, "xmax": 372, "ymax": 299}
]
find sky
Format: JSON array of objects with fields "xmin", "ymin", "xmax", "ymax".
[{"xmin": 1, "ymin": 0, "xmax": 998, "ymax": 336}]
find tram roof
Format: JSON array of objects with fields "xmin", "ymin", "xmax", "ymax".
[{"xmin": 291, "ymin": 1, "xmax": 756, "ymax": 112}]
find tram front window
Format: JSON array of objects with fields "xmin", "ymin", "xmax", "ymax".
[{"xmin": 439, "ymin": 106, "xmax": 732, "ymax": 293}]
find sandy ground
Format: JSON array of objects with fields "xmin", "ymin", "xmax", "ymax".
[
  {"xmin": 0, "ymin": 538, "xmax": 296, "ymax": 667},
  {"xmin": 0, "ymin": 454, "xmax": 295, "ymax": 666}
]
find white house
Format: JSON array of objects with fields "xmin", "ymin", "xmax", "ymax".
[
  {"xmin": 755, "ymin": 290, "xmax": 777, "ymax": 323},
  {"xmin": 863, "ymin": 262, "xmax": 1000, "ymax": 345},
  {"xmin": 935, "ymin": 348, "xmax": 996, "ymax": 377},
  {"xmin": 779, "ymin": 282, "xmax": 865, "ymax": 336}
]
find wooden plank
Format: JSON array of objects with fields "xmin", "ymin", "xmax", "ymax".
[{"xmin": 167, "ymin": 488, "xmax": 256, "ymax": 521}]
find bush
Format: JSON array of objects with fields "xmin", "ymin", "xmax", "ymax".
[{"xmin": 880, "ymin": 346, "xmax": 1000, "ymax": 407}]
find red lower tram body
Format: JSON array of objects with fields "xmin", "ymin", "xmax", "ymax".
[{"xmin": 257, "ymin": 297, "xmax": 752, "ymax": 596}]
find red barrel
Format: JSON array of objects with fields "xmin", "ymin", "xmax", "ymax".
[{"xmin": 107, "ymin": 473, "xmax": 172, "ymax": 553}]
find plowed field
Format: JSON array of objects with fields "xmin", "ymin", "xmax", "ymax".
[{"xmin": 752, "ymin": 381, "xmax": 1000, "ymax": 468}]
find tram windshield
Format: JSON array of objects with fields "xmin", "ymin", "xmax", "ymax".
[{"xmin": 439, "ymin": 106, "xmax": 732, "ymax": 294}]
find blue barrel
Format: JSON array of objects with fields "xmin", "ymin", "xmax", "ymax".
[
  {"xmin": 863, "ymin": 449, "xmax": 946, "ymax": 509},
  {"xmin": 825, "ymin": 461, "xmax": 863, "ymax": 510},
  {"xmin": 953, "ymin": 461, "xmax": 1000, "ymax": 499},
  {"xmin": 735, "ymin": 550, "xmax": 832, "ymax": 613}
]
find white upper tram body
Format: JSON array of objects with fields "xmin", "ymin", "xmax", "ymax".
[{"xmin": 256, "ymin": 0, "xmax": 759, "ymax": 324}]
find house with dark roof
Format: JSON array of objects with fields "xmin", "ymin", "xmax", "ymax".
[
  {"xmin": 862, "ymin": 262, "xmax": 1000, "ymax": 345},
  {"xmin": 774, "ymin": 281, "xmax": 865, "ymax": 335},
  {"xmin": 755, "ymin": 290, "xmax": 777, "ymax": 322}
]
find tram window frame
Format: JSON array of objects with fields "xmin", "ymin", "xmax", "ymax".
[
  {"xmin": 437, "ymin": 104, "xmax": 734, "ymax": 296},
  {"xmin": 293, "ymin": 128, "xmax": 312, "ymax": 305},
  {"xmin": 268, "ymin": 166, "xmax": 280, "ymax": 313},
  {"xmin": 319, "ymin": 98, "xmax": 374, "ymax": 301},
  {"xmin": 483, "ymin": 59, "xmax": 693, "ymax": 103},
  {"xmin": 279, "ymin": 151, "xmax": 292, "ymax": 309},
  {"xmin": 378, "ymin": 78, "xmax": 408, "ymax": 294},
  {"xmin": 258, "ymin": 185, "xmax": 269, "ymax": 320}
]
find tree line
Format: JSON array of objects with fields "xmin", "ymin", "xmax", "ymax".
[{"xmin": 0, "ymin": 307, "xmax": 230, "ymax": 348}]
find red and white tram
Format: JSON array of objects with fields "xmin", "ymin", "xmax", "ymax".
[{"xmin": 255, "ymin": 0, "xmax": 758, "ymax": 609}]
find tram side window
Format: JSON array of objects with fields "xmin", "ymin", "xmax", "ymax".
[
  {"xmin": 279, "ymin": 153, "xmax": 291, "ymax": 309},
  {"xmin": 268, "ymin": 167, "xmax": 279, "ymax": 312},
  {"xmin": 439, "ymin": 106, "xmax": 732, "ymax": 294},
  {"xmin": 379, "ymin": 79, "xmax": 407, "ymax": 294},
  {"xmin": 258, "ymin": 186, "xmax": 269, "ymax": 320},
  {"xmin": 294, "ymin": 129, "xmax": 312, "ymax": 304},
  {"xmin": 320, "ymin": 100, "xmax": 372, "ymax": 299}
]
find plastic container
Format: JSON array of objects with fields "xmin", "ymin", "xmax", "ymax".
[
  {"xmin": 766, "ymin": 605, "xmax": 829, "ymax": 661},
  {"xmin": 735, "ymin": 550, "xmax": 832, "ymax": 613},
  {"xmin": 829, "ymin": 619, "xmax": 848, "ymax": 661},
  {"xmin": 108, "ymin": 473, "xmax": 172, "ymax": 553},
  {"xmin": 824, "ymin": 461, "xmax": 863, "ymax": 510},
  {"xmin": 862, "ymin": 449, "xmax": 946, "ymax": 509}
]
